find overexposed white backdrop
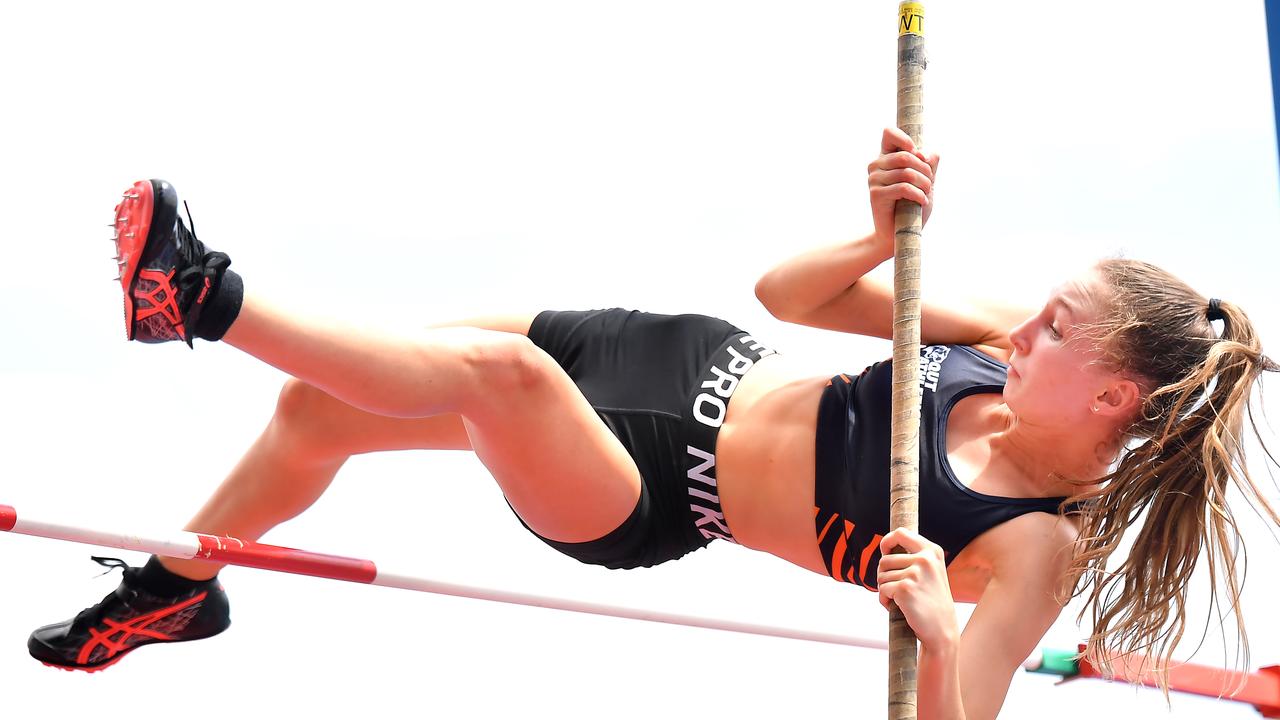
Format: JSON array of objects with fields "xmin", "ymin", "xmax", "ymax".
[{"xmin": 1, "ymin": 2, "xmax": 1278, "ymax": 718}]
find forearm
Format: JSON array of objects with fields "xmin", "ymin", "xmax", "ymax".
[
  {"xmin": 753, "ymin": 232, "xmax": 892, "ymax": 321},
  {"xmin": 918, "ymin": 639, "xmax": 966, "ymax": 720}
]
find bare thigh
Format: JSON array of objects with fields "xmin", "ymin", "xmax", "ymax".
[{"xmin": 296, "ymin": 313, "xmax": 642, "ymax": 544}]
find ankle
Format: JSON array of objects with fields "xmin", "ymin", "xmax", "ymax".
[
  {"xmin": 194, "ymin": 268, "xmax": 243, "ymax": 342},
  {"xmin": 136, "ymin": 556, "xmax": 217, "ymax": 597}
]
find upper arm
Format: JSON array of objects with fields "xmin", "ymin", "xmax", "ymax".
[
  {"xmin": 955, "ymin": 520, "xmax": 1077, "ymax": 719},
  {"xmin": 786, "ymin": 276, "xmax": 1032, "ymax": 362}
]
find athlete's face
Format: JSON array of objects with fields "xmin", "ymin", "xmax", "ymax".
[{"xmin": 1004, "ymin": 269, "xmax": 1122, "ymax": 426}]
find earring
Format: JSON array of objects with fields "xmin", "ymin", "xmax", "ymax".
[{"xmin": 1092, "ymin": 406, "xmax": 1099, "ymax": 413}]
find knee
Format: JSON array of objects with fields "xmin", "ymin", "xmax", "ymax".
[
  {"xmin": 462, "ymin": 334, "xmax": 557, "ymax": 400},
  {"xmin": 269, "ymin": 378, "xmax": 336, "ymax": 449}
]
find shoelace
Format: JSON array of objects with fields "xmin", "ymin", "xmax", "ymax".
[
  {"xmin": 172, "ymin": 202, "xmax": 231, "ymax": 341},
  {"xmin": 69, "ymin": 557, "xmax": 134, "ymax": 630},
  {"xmin": 90, "ymin": 556, "xmax": 129, "ymax": 576}
]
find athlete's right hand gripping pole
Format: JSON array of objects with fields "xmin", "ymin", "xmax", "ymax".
[{"xmin": 889, "ymin": 3, "xmax": 926, "ymax": 720}]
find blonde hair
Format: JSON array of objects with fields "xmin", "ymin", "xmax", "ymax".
[{"xmin": 1067, "ymin": 259, "xmax": 1279, "ymax": 687}]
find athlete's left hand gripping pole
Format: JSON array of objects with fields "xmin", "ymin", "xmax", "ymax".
[{"xmin": 889, "ymin": 3, "xmax": 926, "ymax": 720}]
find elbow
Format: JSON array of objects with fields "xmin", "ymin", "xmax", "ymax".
[{"xmin": 754, "ymin": 273, "xmax": 794, "ymax": 322}]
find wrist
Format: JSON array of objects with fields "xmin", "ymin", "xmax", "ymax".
[
  {"xmin": 855, "ymin": 232, "xmax": 895, "ymax": 263},
  {"xmin": 921, "ymin": 625, "xmax": 961, "ymax": 656}
]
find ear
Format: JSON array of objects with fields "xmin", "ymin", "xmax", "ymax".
[{"xmin": 1094, "ymin": 378, "xmax": 1142, "ymax": 417}]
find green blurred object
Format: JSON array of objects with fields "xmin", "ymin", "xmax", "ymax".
[{"xmin": 1026, "ymin": 648, "xmax": 1081, "ymax": 677}]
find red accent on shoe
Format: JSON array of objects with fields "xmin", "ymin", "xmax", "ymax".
[
  {"xmin": 133, "ymin": 267, "xmax": 189, "ymax": 341},
  {"xmin": 73, "ymin": 591, "xmax": 208, "ymax": 667},
  {"xmin": 41, "ymin": 653, "xmax": 129, "ymax": 674},
  {"xmin": 114, "ymin": 181, "xmax": 155, "ymax": 341},
  {"xmin": 195, "ymin": 276, "xmax": 212, "ymax": 306}
]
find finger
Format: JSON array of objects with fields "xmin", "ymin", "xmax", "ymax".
[
  {"xmin": 880, "ymin": 126, "xmax": 916, "ymax": 155},
  {"xmin": 907, "ymin": 148, "xmax": 940, "ymax": 180},
  {"xmin": 870, "ymin": 150, "xmax": 934, "ymax": 178},
  {"xmin": 868, "ymin": 168, "xmax": 934, "ymax": 195},
  {"xmin": 870, "ymin": 184, "xmax": 930, "ymax": 208},
  {"xmin": 926, "ymin": 152, "xmax": 940, "ymax": 176},
  {"xmin": 877, "ymin": 552, "xmax": 916, "ymax": 572},
  {"xmin": 878, "ymin": 582, "xmax": 897, "ymax": 608},
  {"xmin": 876, "ymin": 568, "xmax": 917, "ymax": 588},
  {"xmin": 881, "ymin": 527, "xmax": 929, "ymax": 554},
  {"xmin": 875, "ymin": 548, "xmax": 926, "ymax": 571},
  {"xmin": 883, "ymin": 530, "xmax": 947, "ymax": 565},
  {"xmin": 882, "ymin": 560, "xmax": 924, "ymax": 581}
]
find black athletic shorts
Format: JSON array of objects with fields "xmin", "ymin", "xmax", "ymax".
[{"xmin": 518, "ymin": 309, "xmax": 776, "ymax": 569}]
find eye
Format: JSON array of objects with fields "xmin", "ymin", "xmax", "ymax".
[{"xmin": 1047, "ymin": 322, "xmax": 1062, "ymax": 340}]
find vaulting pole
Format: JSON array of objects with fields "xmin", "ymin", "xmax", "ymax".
[{"xmin": 889, "ymin": 2, "xmax": 926, "ymax": 719}]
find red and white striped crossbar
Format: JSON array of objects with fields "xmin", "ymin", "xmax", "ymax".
[{"xmin": 0, "ymin": 503, "xmax": 886, "ymax": 651}]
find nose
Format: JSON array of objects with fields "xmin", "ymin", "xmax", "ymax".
[{"xmin": 1009, "ymin": 317, "xmax": 1032, "ymax": 356}]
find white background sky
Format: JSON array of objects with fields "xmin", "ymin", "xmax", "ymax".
[{"xmin": 2, "ymin": 2, "xmax": 1278, "ymax": 718}]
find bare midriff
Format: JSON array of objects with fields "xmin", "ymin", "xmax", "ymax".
[{"xmin": 716, "ymin": 354, "xmax": 831, "ymax": 575}]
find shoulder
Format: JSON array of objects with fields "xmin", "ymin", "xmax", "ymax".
[{"xmin": 975, "ymin": 512, "xmax": 1079, "ymax": 586}]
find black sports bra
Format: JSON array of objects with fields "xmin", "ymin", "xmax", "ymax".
[{"xmin": 813, "ymin": 344, "xmax": 1071, "ymax": 588}]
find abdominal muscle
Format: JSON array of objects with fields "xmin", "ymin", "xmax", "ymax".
[{"xmin": 715, "ymin": 354, "xmax": 831, "ymax": 575}]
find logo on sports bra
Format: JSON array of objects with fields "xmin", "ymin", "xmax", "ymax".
[{"xmin": 919, "ymin": 345, "xmax": 951, "ymax": 393}]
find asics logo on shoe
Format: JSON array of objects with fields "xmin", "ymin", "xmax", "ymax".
[
  {"xmin": 196, "ymin": 276, "xmax": 213, "ymax": 306},
  {"xmin": 134, "ymin": 267, "xmax": 189, "ymax": 342},
  {"xmin": 76, "ymin": 592, "xmax": 208, "ymax": 667}
]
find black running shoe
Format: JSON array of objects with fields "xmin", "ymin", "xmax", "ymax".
[
  {"xmin": 112, "ymin": 180, "xmax": 232, "ymax": 346},
  {"xmin": 28, "ymin": 557, "xmax": 231, "ymax": 672}
]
